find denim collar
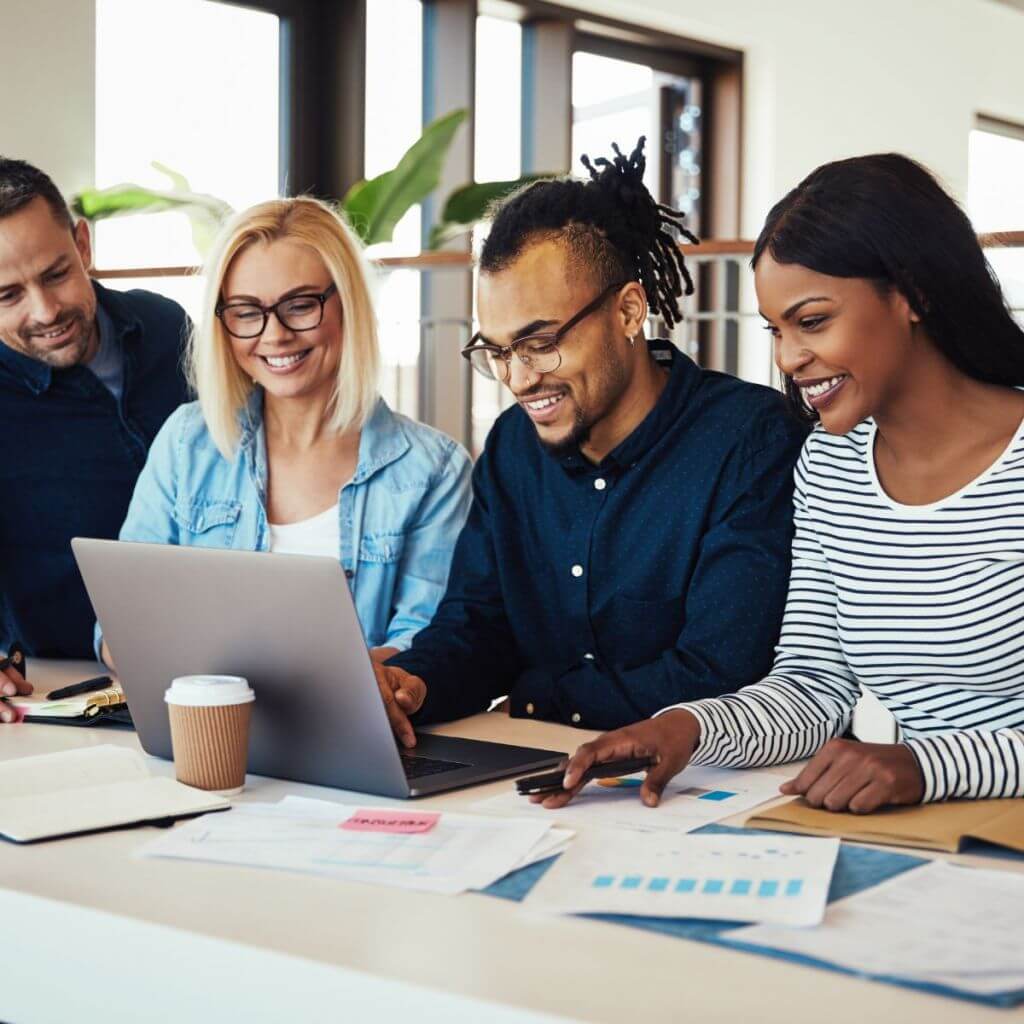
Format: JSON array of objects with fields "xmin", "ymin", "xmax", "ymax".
[
  {"xmin": 237, "ymin": 391, "xmax": 410, "ymax": 494},
  {"xmin": 0, "ymin": 280, "xmax": 141, "ymax": 395}
]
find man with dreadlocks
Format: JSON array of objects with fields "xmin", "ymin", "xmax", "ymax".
[{"xmin": 375, "ymin": 138, "xmax": 806, "ymax": 742}]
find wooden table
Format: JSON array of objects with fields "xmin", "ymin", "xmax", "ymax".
[{"xmin": 3, "ymin": 659, "xmax": 1019, "ymax": 1023}]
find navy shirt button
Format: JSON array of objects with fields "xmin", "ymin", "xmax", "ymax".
[
  {"xmin": 571, "ymin": 564, "xmax": 584, "ymax": 578},
  {"xmin": 594, "ymin": 478, "xmax": 607, "ymax": 491}
]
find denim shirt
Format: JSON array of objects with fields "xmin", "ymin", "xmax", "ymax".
[{"xmin": 98, "ymin": 391, "xmax": 472, "ymax": 656}]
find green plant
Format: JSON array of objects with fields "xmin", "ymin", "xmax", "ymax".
[{"xmin": 71, "ymin": 109, "xmax": 552, "ymax": 260}]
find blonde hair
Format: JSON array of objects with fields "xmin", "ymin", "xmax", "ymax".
[{"xmin": 189, "ymin": 196, "xmax": 380, "ymax": 458}]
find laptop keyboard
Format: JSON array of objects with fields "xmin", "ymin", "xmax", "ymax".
[{"xmin": 400, "ymin": 753, "xmax": 471, "ymax": 779}]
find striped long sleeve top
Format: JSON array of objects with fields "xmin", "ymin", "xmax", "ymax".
[{"xmin": 668, "ymin": 419, "xmax": 1024, "ymax": 803}]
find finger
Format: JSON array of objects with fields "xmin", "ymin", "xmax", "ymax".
[
  {"xmin": 1, "ymin": 704, "xmax": 15, "ymax": 724},
  {"xmin": 539, "ymin": 780, "xmax": 588, "ymax": 809},
  {"xmin": 563, "ymin": 733, "xmax": 645, "ymax": 789},
  {"xmin": 2, "ymin": 667, "xmax": 31, "ymax": 697},
  {"xmin": 639, "ymin": 750, "xmax": 684, "ymax": 808},
  {"xmin": 377, "ymin": 679, "xmax": 417, "ymax": 749},
  {"xmin": 847, "ymin": 781, "xmax": 889, "ymax": 815},
  {"xmin": 394, "ymin": 675, "xmax": 426, "ymax": 714},
  {"xmin": 803, "ymin": 761, "xmax": 856, "ymax": 808},
  {"xmin": 782, "ymin": 746, "xmax": 839, "ymax": 797},
  {"xmin": 819, "ymin": 767, "xmax": 874, "ymax": 813}
]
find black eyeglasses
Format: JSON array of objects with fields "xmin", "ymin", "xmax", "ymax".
[
  {"xmin": 461, "ymin": 280, "xmax": 630, "ymax": 382},
  {"xmin": 216, "ymin": 283, "xmax": 338, "ymax": 339}
]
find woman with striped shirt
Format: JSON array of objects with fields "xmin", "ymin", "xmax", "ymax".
[{"xmin": 540, "ymin": 153, "xmax": 1024, "ymax": 813}]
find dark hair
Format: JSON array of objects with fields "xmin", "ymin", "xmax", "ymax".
[
  {"xmin": 0, "ymin": 156, "xmax": 74, "ymax": 231},
  {"xmin": 479, "ymin": 137, "xmax": 698, "ymax": 328},
  {"xmin": 753, "ymin": 152, "xmax": 1024, "ymax": 421}
]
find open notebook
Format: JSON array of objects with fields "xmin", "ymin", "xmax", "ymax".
[{"xmin": 0, "ymin": 745, "xmax": 229, "ymax": 843}]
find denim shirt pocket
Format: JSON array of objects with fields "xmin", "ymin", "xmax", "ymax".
[
  {"xmin": 172, "ymin": 499, "xmax": 243, "ymax": 548},
  {"xmin": 358, "ymin": 532, "xmax": 406, "ymax": 565}
]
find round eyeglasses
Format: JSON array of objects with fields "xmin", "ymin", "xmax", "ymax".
[
  {"xmin": 216, "ymin": 283, "xmax": 338, "ymax": 339},
  {"xmin": 460, "ymin": 281, "xmax": 629, "ymax": 382}
]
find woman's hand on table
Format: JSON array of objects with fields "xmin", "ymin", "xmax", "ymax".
[
  {"xmin": 779, "ymin": 739, "xmax": 925, "ymax": 813},
  {"xmin": 531, "ymin": 709, "xmax": 702, "ymax": 809}
]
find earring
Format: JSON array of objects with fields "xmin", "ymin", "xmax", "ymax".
[{"xmin": 628, "ymin": 334, "xmax": 636, "ymax": 348}]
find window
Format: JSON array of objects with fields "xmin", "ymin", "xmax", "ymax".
[
  {"xmin": 364, "ymin": 0, "xmax": 424, "ymax": 419},
  {"xmin": 969, "ymin": 117, "xmax": 1024, "ymax": 316},
  {"xmin": 94, "ymin": 0, "xmax": 280, "ymax": 318},
  {"xmin": 470, "ymin": 14, "xmax": 523, "ymax": 454}
]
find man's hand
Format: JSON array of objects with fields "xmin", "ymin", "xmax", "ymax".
[
  {"xmin": 371, "ymin": 661, "xmax": 427, "ymax": 749},
  {"xmin": 531, "ymin": 709, "xmax": 702, "ymax": 809},
  {"xmin": 779, "ymin": 739, "xmax": 925, "ymax": 813},
  {"xmin": 1, "ymin": 657, "xmax": 31, "ymax": 724}
]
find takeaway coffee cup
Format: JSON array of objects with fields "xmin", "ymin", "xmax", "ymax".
[{"xmin": 164, "ymin": 675, "xmax": 255, "ymax": 794}]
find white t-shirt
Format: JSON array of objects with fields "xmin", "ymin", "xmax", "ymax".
[{"xmin": 267, "ymin": 505, "xmax": 340, "ymax": 559}]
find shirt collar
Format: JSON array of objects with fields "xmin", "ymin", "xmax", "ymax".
[
  {"xmin": 0, "ymin": 280, "xmax": 141, "ymax": 395},
  {"xmin": 555, "ymin": 339, "xmax": 696, "ymax": 475}
]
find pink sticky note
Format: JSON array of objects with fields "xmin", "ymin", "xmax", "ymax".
[{"xmin": 340, "ymin": 809, "xmax": 440, "ymax": 834}]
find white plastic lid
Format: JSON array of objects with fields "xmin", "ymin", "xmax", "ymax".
[{"xmin": 164, "ymin": 675, "xmax": 255, "ymax": 707}]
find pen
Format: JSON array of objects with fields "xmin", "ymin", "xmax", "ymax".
[{"xmin": 47, "ymin": 675, "xmax": 113, "ymax": 701}]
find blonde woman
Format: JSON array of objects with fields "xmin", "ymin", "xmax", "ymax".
[{"xmin": 99, "ymin": 197, "xmax": 471, "ymax": 743}]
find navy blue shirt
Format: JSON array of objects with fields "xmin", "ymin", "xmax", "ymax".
[
  {"xmin": 0, "ymin": 281, "xmax": 190, "ymax": 657},
  {"xmin": 391, "ymin": 341, "xmax": 809, "ymax": 730}
]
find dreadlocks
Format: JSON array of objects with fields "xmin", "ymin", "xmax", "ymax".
[{"xmin": 479, "ymin": 137, "xmax": 698, "ymax": 328}]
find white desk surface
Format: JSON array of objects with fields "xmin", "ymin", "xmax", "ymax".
[{"xmin": 5, "ymin": 659, "xmax": 1022, "ymax": 1023}]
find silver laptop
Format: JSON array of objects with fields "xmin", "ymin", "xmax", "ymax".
[{"xmin": 72, "ymin": 538, "xmax": 565, "ymax": 798}]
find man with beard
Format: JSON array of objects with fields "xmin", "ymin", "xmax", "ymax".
[
  {"xmin": 0, "ymin": 157, "xmax": 188, "ymax": 691},
  {"xmin": 373, "ymin": 139, "xmax": 807, "ymax": 741}
]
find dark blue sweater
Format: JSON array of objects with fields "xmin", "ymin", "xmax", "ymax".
[
  {"xmin": 0, "ymin": 282, "xmax": 190, "ymax": 657},
  {"xmin": 391, "ymin": 341, "xmax": 808, "ymax": 730}
]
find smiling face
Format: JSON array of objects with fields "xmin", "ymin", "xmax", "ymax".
[
  {"xmin": 0, "ymin": 196, "xmax": 98, "ymax": 368},
  {"xmin": 476, "ymin": 238, "xmax": 645, "ymax": 456},
  {"xmin": 755, "ymin": 253, "xmax": 922, "ymax": 435},
  {"xmin": 220, "ymin": 238, "xmax": 342, "ymax": 404}
]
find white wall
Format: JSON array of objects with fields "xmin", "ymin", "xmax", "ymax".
[
  {"xmin": 566, "ymin": 0, "xmax": 1024, "ymax": 236},
  {"xmin": 1, "ymin": 0, "xmax": 96, "ymax": 199},
  {"xmin": 5, "ymin": 0, "xmax": 1023, "ymax": 232}
]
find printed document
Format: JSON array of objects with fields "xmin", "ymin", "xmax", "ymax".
[
  {"xmin": 140, "ymin": 797, "xmax": 555, "ymax": 895},
  {"xmin": 475, "ymin": 765, "xmax": 789, "ymax": 834},
  {"xmin": 730, "ymin": 859, "xmax": 1024, "ymax": 995},
  {"xmin": 523, "ymin": 831, "xmax": 839, "ymax": 926}
]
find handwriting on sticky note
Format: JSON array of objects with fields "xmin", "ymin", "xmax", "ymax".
[{"xmin": 341, "ymin": 809, "xmax": 440, "ymax": 834}]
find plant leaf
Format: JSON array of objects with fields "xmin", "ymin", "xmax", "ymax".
[
  {"xmin": 427, "ymin": 174, "xmax": 553, "ymax": 249},
  {"xmin": 151, "ymin": 161, "xmax": 193, "ymax": 193},
  {"xmin": 343, "ymin": 108, "xmax": 468, "ymax": 246},
  {"xmin": 69, "ymin": 181, "xmax": 233, "ymax": 259}
]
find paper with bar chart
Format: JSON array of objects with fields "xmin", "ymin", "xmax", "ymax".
[
  {"xmin": 523, "ymin": 832, "xmax": 840, "ymax": 926},
  {"xmin": 475, "ymin": 765, "xmax": 790, "ymax": 835}
]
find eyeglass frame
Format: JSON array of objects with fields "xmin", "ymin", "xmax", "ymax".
[
  {"xmin": 215, "ymin": 282, "xmax": 339, "ymax": 339},
  {"xmin": 460, "ymin": 279, "xmax": 632, "ymax": 381}
]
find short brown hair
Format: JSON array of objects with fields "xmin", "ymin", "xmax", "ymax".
[{"xmin": 0, "ymin": 157, "xmax": 74, "ymax": 231}]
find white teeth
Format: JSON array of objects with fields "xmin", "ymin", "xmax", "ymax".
[
  {"xmin": 36, "ymin": 325, "xmax": 68, "ymax": 339},
  {"xmin": 264, "ymin": 351, "xmax": 307, "ymax": 368},
  {"xmin": 804, "ymin": 375, "xmax": 845, "ymax": 398},
  {"xmin": 526, "ymin": 394, "xmax": 564, "ymax": 411}
]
